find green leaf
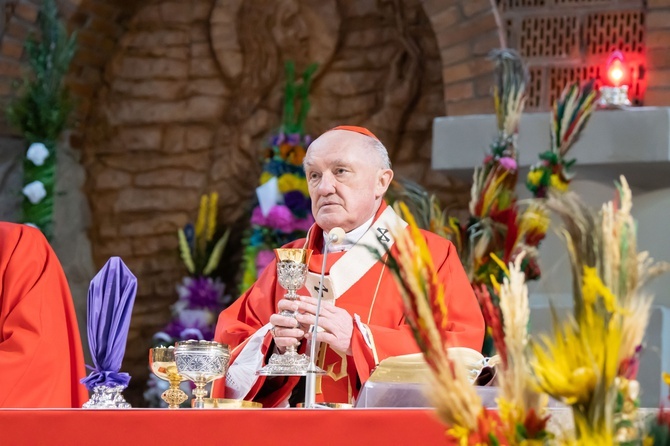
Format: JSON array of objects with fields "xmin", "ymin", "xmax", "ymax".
[
  {"xmin": 178, "ymin": 229, "xmax": 195, "ymax": 274},
  {"xmin": 203, "ymin": 228, "xmax": 231, "ymax": 276}
]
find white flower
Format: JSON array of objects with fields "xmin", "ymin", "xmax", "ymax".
[
  {"xmin": 177, "ymin": 309, "xmax": 214, "ymax": 326},
  {"xmin": 26, "ymin": 142, "xmax": 49, "ymax": 166},
  {"xmin": 22, "ymin": 180, "xmax": 47, "ymax": 204}
]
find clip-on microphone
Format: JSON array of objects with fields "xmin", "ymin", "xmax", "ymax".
[{"xmin": 304, "ymin": 227, "xmax": 346, "ymax": 408}]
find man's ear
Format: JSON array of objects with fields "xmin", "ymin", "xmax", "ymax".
[{"xmin": 375, "ymin": 168, "xmax": 394, "ymax": 198}]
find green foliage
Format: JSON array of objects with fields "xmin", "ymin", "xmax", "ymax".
[
  {"xmin": 178, "ymin": 192, "xmax": 231, "ymax": 277},
  {"xmin": 5, "ymin": 0, "xmax": 77, "ymax": 239},
  {"xmin": 7, "ymin": 0, "xmax": 77, "ymax": 143},
  {"xmin": 282, "ymin": 61, "xmax": 318, "ymax": 135}
]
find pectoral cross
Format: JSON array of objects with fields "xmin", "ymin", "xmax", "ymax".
[
  {"xmin": 314, "ymin": 284, "xmax": 329, "ymax": 294},
  {"xmin": 377, "ymin": 227, "xmax": 390, "ymax": 243}
]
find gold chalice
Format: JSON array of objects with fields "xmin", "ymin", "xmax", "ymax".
[{"xmin": 149, "ymin": 346, "xmax": 189, "ymax": 409}]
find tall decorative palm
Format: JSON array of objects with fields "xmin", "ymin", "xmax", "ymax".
[
  {"xmin": 239, "ymin": 61, "xmax": 317, "ymax": 293},
  {"xmin": 6, "ymin": 0, "xmax": 76, "ymax": 239}
]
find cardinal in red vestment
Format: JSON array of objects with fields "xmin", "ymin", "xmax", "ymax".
[
  {"xmin": 0, "ymin": 222, "xmax": 88, "ymax": 407},
  {"xmin": 213, "ymin": 126, "xmax": 484, "ymax": 407}
]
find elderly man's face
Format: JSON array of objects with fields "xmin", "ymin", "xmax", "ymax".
[{"xmin": 303, "ymin": 130, "xmax": 393, "ymax": 233}]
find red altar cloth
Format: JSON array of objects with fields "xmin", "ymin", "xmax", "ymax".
[{"xmin": 0, "ymin": 408, "xmax": 448, "ymax": 445}]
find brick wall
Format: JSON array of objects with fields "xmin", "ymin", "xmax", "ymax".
[
  {"xmin": 0, "ymin": 0, "xmax": 137, "ymax": 134},
  {"xmin": 647, "ymin": 1, "xmax": 670, "ymax": 105},
  {"xmin": 421, "ymin": 0, "xmax": 499, "ymax": 116}
]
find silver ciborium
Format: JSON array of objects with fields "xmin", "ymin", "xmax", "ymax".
[
  {"xmin": 149, "ymin": 346, "xmax": 188, "ymax": 409},
  {"xmin": 174, "ymin": 340, "xmax": 230, "ymax": 408},
  {"xmin": 257, "ymin": 248, "xmax": 324, "ymax": 376}
]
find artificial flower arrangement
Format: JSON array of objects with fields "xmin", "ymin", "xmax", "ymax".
[
  {"xmin": 144, "ymin": 192, "xmax": 231, "ymax": 406},
  {"xmin": 647, "ymin": 374, "xmax": 670, "ymax": 445},
  {"xmin": 462, "ymin": 52, "xmax": 598, "ymax": 286},
  {"xmin": 239, "ymin": 61, "xmax": 317, "ymax": 292},
  {"xmin": 6, "ymin": 0, "xmax": 76, "ymax": 239},
  {"xmin": 390, "ymin": 50, "xmax": 598, "ymax": 356},
  {"xmin": 383, "ymin": 178, "xmax": 669, "ymax": 444},
  {"xmin": 526, "ymin": 80, "xmax": 598, "ymax": 198},
  {"xmin": 530, "ymin": 178, "xmax": 669, "ymax": 445},
  {"xmin": 382, "ymin": 203, "xmax": 550, "ymax": 445}
]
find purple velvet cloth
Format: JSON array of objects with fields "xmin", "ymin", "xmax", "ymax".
[{"xmin": 81, "ymin": 257, "xmax": 137, "ymax": 390}]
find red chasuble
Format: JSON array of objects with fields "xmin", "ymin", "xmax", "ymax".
[
  {"xmin": 0, "ymin": 223, "xmax": 88, "ymax": 408},
  {"xmin": 213, "ymin": 203, "xmax": 484, "ymax": 406}
]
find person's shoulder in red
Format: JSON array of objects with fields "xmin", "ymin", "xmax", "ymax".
[
  {"xmin": 418, "ymin": 228, "xmax": 459, "ymax": 261},
  {"xmin": 0, "ymin": 221, "xmax": 88, "ymax": 408}
]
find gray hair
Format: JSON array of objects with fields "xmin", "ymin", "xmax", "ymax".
[
  {"xmin": 368, "ymin": 138, "xmax": 392, "ymax": 169},
  {"xmin": 303, "ymin": 131, "xmax": 392, "ymax": 170}
]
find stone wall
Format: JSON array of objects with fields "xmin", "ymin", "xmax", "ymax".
[{"xmin": 79, "ymin": 0, "xmax": 451, "ymax": 405}]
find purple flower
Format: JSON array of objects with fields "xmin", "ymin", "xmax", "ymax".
[
  {"xmin": 284, "ymin": 191, "xmax": 311, "ymax": 214},
  {"xmin": 498, "ymin": 156, "xmax": 517, "ymax": 171},
  {"xmin": 176, "ymin": 276, "xmax": 225, "ymax": 310},
  {"xmin": 303, "ymin": 135, "xmax": 313, "ymax": 147},
  {"xmin": 256, "ymin": 249, "xmax": 275, "ymax": 274},
  {"xmin": 267, "ymin": 205, "xmax": 295, "ymax": 233},
  {"xmin": 163, "ymin": 309, "xmax": 216, "ymax": 341},
  {"xmin": 250, "ymin": 206, "xmax": 267, "ymax": 226},
  {"xmin": 287, "ymin": 133, "xmax": 302, "ymax": 145},
  {"xmin": 183, "ymin": 223, "xmax": 195, "ymax": 248},
  {"xmin": 167, "ymin": 323, "xmax": 212, "ymax": 341},
  {"xmin": 271, "ymin": 132, "xmax": 286, "ymax": 146}
]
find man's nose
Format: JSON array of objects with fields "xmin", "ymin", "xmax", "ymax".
[{"xmin": 316, "ymin": 172, "xmax": 336, "ymax": 195}]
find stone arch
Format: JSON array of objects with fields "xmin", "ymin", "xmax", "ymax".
[
  {"xmin": 83, "ymin": 0, "xmax": 452, "ymax": 404},
  {"xmin": 0, "ymin": 0, "xmax": 463, "ymax": 405}
]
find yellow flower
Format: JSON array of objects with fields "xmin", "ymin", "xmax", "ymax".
[
  {"xmin": 497, "ymin": 398, "xmax": 523, "ymax": 429},
  {"xmin": 259, "ymin": 172, "xmax": 274, "ymax": 185},
  {"xmin": 195, "ymin": 194, "xmax": 208, "ymax": 238},
  {"xmin": 517, "ymin": 204, "xmax": 550, "ymax": 246},
  {"xmin": 582, "ymin": 266, "xmax": 617, "ymax": 314},
  {"xmin": 531, "ymin": 311, "xmax": 622, "ymax": 407},
  {"xmin": 446, "ymin": 425, "xmax": 470, "ymax": 446},
  {"xmin": 527, "ymin": 169, "xmax": 543, "ymax": 186},
  {"xmin": 663, "ymin": 371, "xmax": 670, "ymax": 387},
  {"xmin": 206, "ymin": 192, "xmax": 218, "ymax": 241},
  {"xmin": 277, "ymin": 173, "xmax": 309, "ymax": 196},
  {"xmin": 550, "ymin": 174, "xmax": 569, "ymax": 192}
]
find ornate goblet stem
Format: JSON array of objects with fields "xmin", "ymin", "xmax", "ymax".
[
  {"xmin": 163, "ymin": 366, "xmax": 188, "ymax": 409},
  {"xmin": 149, "ymin": 347, "xmax": 189, "ymax": 409},
  {"xmin": 192, "ymin": 382, "xmax": 209, "ymax": 408}
]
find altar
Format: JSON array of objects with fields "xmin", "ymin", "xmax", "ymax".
[{"xmin": 0, "ymin": 408, "xmax": 448, "ymax": 446}]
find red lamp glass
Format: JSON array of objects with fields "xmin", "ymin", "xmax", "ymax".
[
  {"xmin": 606, "ymin": 51, "xmax": 627, "ymax": 87},
  {"xmin": 598, "ymin": 50, "xmax": 632, "ymax": 108},
  {"xmin": 607, "ymin": 58, "xmax": 624, "ymax": 87}
]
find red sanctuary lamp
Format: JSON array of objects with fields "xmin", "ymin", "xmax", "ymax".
[{"xmin": 598, "ymin": 50, "xmax": 632, "ymax": 108}]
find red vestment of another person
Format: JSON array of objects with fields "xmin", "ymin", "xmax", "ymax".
[
  {"xmin": 213, "ymin": 203, "xmax": 484, "ymax": 407},
  {"xmin": 0, "ymin": 223, "xmax": 88, "ymax": 407}
]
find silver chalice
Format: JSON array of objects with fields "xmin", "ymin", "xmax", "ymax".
[
  {"xmin": 257, "ymin": 248, "xmax": 324, "ymax": 376},
  {"xmin": 174, "ymin": 340, "xmax": 230, "ymax": 408}
]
